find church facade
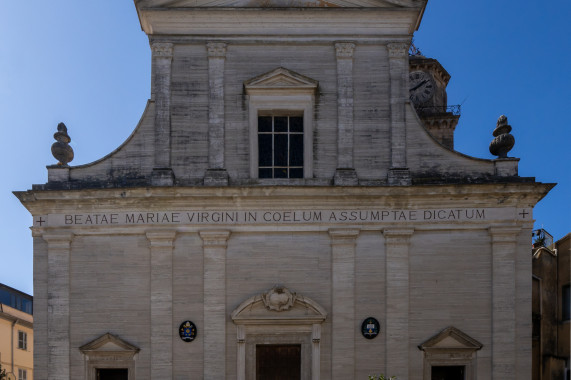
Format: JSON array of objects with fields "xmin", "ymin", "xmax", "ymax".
[{"xmin": 16, "ymin": 0, "xmax": 554, "ymax": 379}]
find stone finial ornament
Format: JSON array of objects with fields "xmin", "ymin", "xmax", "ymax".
[
  {"xmin": 51, "ymin": 122, "xmax": 74, "ymax": 165},
  {"xmin": 489, "ymin": 115, "xmax": 515, "ymax": 158}
]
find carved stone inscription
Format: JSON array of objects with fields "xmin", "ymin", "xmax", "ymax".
[{"xmin": 33, "ymin": 208, "xmax": 531, "ymax": 227}]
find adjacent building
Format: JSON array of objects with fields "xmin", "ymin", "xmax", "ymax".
[
  {"xmin": 15, "ymin": 0, "xmax": 554, "ymax": 379},
  {"xmin": 0, "ymin": 284, "xmax": 33, "ymax": 380},
  {"xmin": 532, "ymin": 231, "xmax": 570, "ymax": 380}
]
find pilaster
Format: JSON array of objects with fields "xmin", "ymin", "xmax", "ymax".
[
  {"xmin": 334, "ymin": 42, "xmax": 358, "ymax": 185},
  {"xmin": 151, "ymin": 42, "xmax": 174, "ymax": 186},
  {"xmin": 146, "ymin": 230, "xmax": 177, "ymax": 380},
  {"xmin": 329, "ymin": 228, "xmax": 359, "ymax": 379},
  {"xmin": 312, "ymin": 324, "xmax": 322, "ymax": 380},
  {"xmin": 43, "ymin": 232, "xmax": 74, "ymax": 380},
  {"xmin": 205, "ymin": 42, "xmax": 229, "ymax": 186},
  {"xmin": 236, "ymin": 325, "xmax": 246, "ymax": 380},
  {"xmin": 383, "ymin": 228, "xmax": 414, "ymax": 380},
  {"xmin": 200, "ymin": 230, "xmax": 231, "ymax": 379},
  {"xmin": 387, "ymin": 42, "xmax": 411, "ymax": 185},
  {"xmin": 489, "ymin": 226, "xmax": 521, "ymax": 379},
  {"xmin": 517, "ymin": 222, "xmax": 534, "ymax": 380}
]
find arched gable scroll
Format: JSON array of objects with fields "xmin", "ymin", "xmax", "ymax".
[{"xmin": 231, "ymin": 286, "xmax": 327, "ymax": 380}]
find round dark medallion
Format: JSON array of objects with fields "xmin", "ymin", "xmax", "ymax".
[
  {"xmin": 179, "ymin": 320, "xmax": 197, "ymax": 342},
  {"xmin": 361, "ymin": 317, "xmax": 380, "ymax": 339}
]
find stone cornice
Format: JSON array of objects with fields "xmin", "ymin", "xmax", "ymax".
[
  {"xmin": 138, "ymin": 8, "xmax": 421, "ymax": 37},
  {"xmin": 15, "ymin": 182, "xmax": 555, "ymax": 215}
]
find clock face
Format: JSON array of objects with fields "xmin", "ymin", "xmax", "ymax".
[{"xmin": 409, "ymin": 71, "xmax": 435, "ymax": 105}]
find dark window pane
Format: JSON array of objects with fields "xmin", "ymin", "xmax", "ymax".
[
  {"xmin": 274, "ymin": 116, "xmax": 288, "ymax": 132},
  {"xmin": 258, "ymin": 168, "xmax": 272, "ymax": 178},
  {"xmin": 97, "ymin": 368, "xmax": 129, "ymax": 380},
  {"xmin": 258, "ymin": 116, "xmax": 272, "ymax": 132},
  {"xmin": 289, "ymin": 168, "xmax": 303, "ymax": 178},
  {"xmin": 0, "ymin": 290, "xmax": 10, "ymax": 305},
  {"xmin": 563, "ymin": 285, "xmax": 570, "ymax": 321},
  {"xmin": 274, "ymin": 168, "xmax": 288, "ymax": 178},
  {"xmin": 431, "ymin": 366, "xmax": 465, "ymax": 380},
  {"xmin": 289, "ymin": 134, "xmax": 304, "ymax": 166},
  {"xmin": 290, "ymin": 116, "xmax": 303, "ymax": 132},
  {"xmin": 274, "ymin": 134, "xmax": 288, "ymax": 166},
  {"xmin": 258, "ymin": 134, "xmax": 272, "ymax": 167}
]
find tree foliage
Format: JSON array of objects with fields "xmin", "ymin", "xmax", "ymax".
[{"xmin": 0, "ymin": 363, "xmax": 7, "ymax": 380}]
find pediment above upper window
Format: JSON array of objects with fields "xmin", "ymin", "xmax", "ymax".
[
  {"xmin": 136, "ymin": 0, "xmax": 426, "ymax": 8},
  {"xmin": 244, "ymin": 67, "xmax": 318, "ymax": 96}
]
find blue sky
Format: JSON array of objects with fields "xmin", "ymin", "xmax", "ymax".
[{"xmin": 0, "ymin": 0, "xmax": 569, "ymax": 295}]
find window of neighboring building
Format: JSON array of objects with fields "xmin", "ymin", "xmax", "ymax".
[
  {"xmin": 0, "ymin": 285, "xmax": 33, "ymax": 314},
  {"xmin": 18, "ymin": 331, "xmax": 27, "ymax": 350},
  {"xmin": 18, "ymin": 368, "xmax": 27, "ymax": 380},
  {"xmin": 563, "ymin": 284, "xmax": 570, "ymax": 321},
  {"xmin": 258, "ymin": 114, "xmax": 304, "ymax": 179}
]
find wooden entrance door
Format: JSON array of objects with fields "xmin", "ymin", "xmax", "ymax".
[
  {"xmin": 256, "ymin": 344, "xmax": 301, "ymax": 380},
  {"xmin": 97, "ymin": 368, "xmax": 129, "ymax": 380},
  {"xmin": 431, "ymin": 365, "xmax": 465, "ymax": 380}
]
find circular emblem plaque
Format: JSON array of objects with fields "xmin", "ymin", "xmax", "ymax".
[
  {"xmin": 361, "ymin": 317, "xmax": 380, "ymax": 339},
  {"xmin": 179, "ymin": 320, "xmax": 197, "ymax": 342}
]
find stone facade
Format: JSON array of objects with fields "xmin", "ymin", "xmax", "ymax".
[{"xmin": 15, "ymin": 1, "xmax": 554, "ymax": 379}]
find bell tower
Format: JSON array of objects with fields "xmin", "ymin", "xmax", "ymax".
[{"xmin": 409, "ymin": 53, "xmax": 460, "ymax": 149}]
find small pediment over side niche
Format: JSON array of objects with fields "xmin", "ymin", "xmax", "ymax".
[
  {"xmin": 244, "ymin": 67, "xmax": 318, "ymax": 95},
  {"xmin": 418, "ymin": 326, "xmax": 483, "ymax": 352},
  {"xmin": 80, "ymin": 333, "xmax": 140, "ymax": 358},
  {"xmin": 136, "ymin": 0, "xmax": 425, "ymax": 8},
  {"xmin": 231, "ymin": 286, "xmax": 327, "ymax": 324}
]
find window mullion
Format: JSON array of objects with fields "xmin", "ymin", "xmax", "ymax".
[
  {"xmin": 271, "ymin": 116, "xmax": 275, "ymax": 177},
  {"xmin": 286, "ymin": 116, "xmax": 291, "ymax": 178}
]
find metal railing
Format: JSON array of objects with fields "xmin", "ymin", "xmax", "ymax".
[{"xmin": 414, "ymin": 104, "xmax": 461, "ymax": 116}]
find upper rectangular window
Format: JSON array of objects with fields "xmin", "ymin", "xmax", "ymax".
[
  {"xmin": 258, "ymin": 114, "xmax": 304, "ymax": 179},
  {"xmin": 244, "ymin": 67, "xmax": 318, "ymax": 180},
  {"xmin": 18, "ymin": 331, "xmax": 27, "ymax": 350}
]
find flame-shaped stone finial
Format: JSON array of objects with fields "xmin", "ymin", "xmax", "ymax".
[
  {"xmin": 489, "ymin": 115, "xmax": 515, "ymax": 158},
  {"xmin": 51, "ymin": 122, "xmax": 74, "ymax": 165}
]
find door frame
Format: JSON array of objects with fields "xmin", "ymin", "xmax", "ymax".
[{"xmin": 231, "ymin": 286, "xmax": 327, "ymax": 380}]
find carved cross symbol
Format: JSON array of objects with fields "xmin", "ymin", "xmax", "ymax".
[
  {"xmin": 36, "ymin": 217, "xmax": 46, "ymax": 226},
  {"xmin": 519, "ymin": 209, "xmax": 529, "ymax": 218}
]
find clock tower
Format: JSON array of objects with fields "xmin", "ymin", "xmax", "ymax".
[{"xmin": 409, "ymin": 54, "xmax": 460, "ymax": 149}]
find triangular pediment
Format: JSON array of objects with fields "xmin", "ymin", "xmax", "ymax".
[
  {"xmin": 136, "ymin": 0, "xmax": 426, "ymax": 8},
  {"xmin": 419, "ymin": 326, "xmax": 483, "ymax": 352},
  {"xmin": 80, "ymin": 333, "xmax": 140, "ymax": 355},
  {"xmin": 244, "ymin": 68, "xmax": 318, "ymax": 94}
]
